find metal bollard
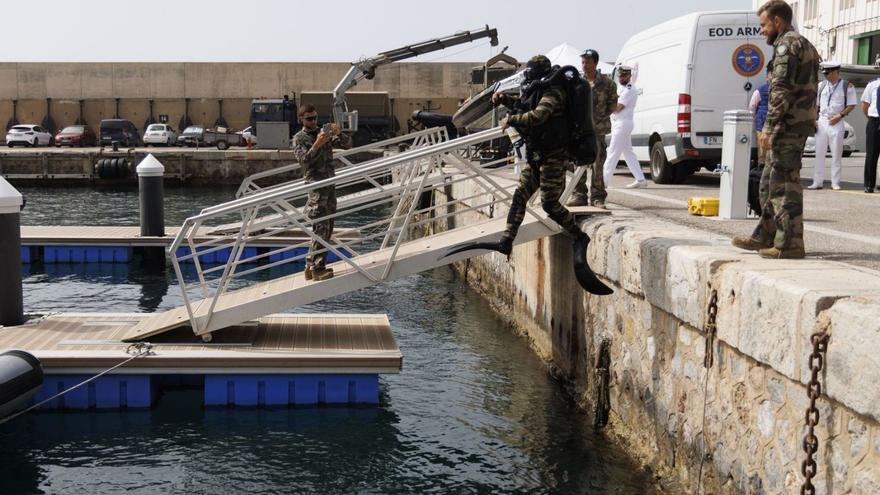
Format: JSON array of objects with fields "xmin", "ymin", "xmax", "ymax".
[
  {"xmin": 0, "ymin": 177, "xmax": 24, "ymax": 327},
  {"xmin": 136, "ymin": 154, "xmax": 166, "ymax": 266},
  {"xmin": 719, "ymin": 110, "xmax": 753, "ymax": 220}
]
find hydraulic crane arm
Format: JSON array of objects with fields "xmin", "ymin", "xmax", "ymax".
[{"xmin": 333, "ymin": 26, "xmax": 499, "ymax": 130}]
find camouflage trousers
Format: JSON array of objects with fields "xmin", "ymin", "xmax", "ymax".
[
  {"xmin": 306, "ymin": 185, "xmax": 337, "ymax": 269},
  {"xmin": 569, "ymin": 134, "xmax": 608, "ymax": 202},
  {"xmin": 504, "ymin": 155, "xmax": 581, "ymax": 240},
  {"xmin": 750, "ymin": 135, "xmax": 806, "ymax": 250}
]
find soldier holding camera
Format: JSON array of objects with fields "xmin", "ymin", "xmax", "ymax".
[{"xmin": 292, "ymin": 104, "xmax": 352, "ymax": 281}]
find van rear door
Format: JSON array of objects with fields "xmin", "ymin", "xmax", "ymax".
[{"xmin": 690, "ymin": 12, "xmax": 765, "ymax": 151}]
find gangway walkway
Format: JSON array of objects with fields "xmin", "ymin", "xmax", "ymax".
[{"xmin": 123, "ymin": 127, "xmax": 606, "ymax": 342}]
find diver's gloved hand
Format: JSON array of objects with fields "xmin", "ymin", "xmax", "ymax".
[
  {"xmin": 572, "ymin": 231, "xmax": 613, "ymax": 296},
  {"xmin": 442, "ymin": 236, "xmax": 513, "ymax": 260}
]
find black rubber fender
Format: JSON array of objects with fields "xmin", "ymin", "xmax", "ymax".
[{"xmin": 0, "ymin": 350, "xmax": 43, "ymax": 421}]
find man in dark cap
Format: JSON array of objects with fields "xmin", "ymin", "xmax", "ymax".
[{"xmin": 567, "ymin": 49, "xmax": 618, "ymax": 209}]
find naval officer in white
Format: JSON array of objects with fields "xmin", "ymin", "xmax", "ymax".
[
  {"xmin": 808, "ymin": 62, "xmax": 856, "ymax": 190},
  {"xmin": 602, "ymin": 65, "xmax": 647, "ymax": 188}
]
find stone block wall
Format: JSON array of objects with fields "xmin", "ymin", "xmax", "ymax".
[{"xmin": 436, "ymin": 180, "xmax": 880, "ymax": 494}]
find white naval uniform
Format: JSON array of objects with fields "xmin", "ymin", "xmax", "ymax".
[
  {"xmin": 812, "ymin": 79, "xmax": 857, "ymax": 187},
  {"xmin": 602, "ymin": 82, "xmax": 645, "ymax": 184}
]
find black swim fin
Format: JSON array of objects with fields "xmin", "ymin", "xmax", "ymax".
[
  {"xmin": 442, "ymin": 237, "xmax": 513, "ymax": 260},
  {"xmin": 573, "ymin": 233, "xmax": 613, "ymax": 296}
]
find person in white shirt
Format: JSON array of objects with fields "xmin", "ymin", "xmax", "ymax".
[
  {"xmin": 602, "ymin": 65, "xmax": 647, "ymax": 188},
  {"xmin": 808, "ymin": 62, "xmax": 856, "ymax": 190},
  {"xmin": 862, "ymin": 76, "xmax": 880, "ymax": 193}
]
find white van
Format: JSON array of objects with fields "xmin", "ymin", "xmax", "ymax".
[{"xmin": 614, "ymin": 10, "xmax": 766, "ymax": 183}]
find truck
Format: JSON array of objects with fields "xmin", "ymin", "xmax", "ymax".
[
  {"xmin": 249, "ymin": 95, "xmax": 299, "ymax": 140},
  {"xmin": 614, "ymin": 10, "xmax": 765, "ymax": 183},
  {"xmin": 300, "ymin": 91, "xmax": 393, "ymax": 147}
]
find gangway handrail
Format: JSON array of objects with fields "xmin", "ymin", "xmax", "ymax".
[
  {"xmin": 171, "ymin": 127, "xmax": 504, "ymax": 254},
  {"xmin": 234, "ymin": 127, "xmax": 449, "ymax": 198}
]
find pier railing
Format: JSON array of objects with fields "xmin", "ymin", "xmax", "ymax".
[
  {"xmin": 234, "ymin": 127, "xmax": 449, "ymax": 198},
  {"xmin": 168, "ymin": 126, "xmax": 563, "ymax": 336}
]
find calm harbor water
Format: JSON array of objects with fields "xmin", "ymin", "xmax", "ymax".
[{"xmin": 2, "ymin": 185, "xmax": 658, "ymax": 494}]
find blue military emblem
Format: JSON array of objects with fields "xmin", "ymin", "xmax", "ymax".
[{"xmin": 732, "ymin": 44, "xmax": 765, "ymax": 77}]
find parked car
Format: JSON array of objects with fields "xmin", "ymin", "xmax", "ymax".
[
  {"xmin": 803, "ymin": 121, "xmax": 856, "ymax": 157},
  {"xmin": 240, "ymin": 126, "xmax": 257, "ymax": 146},
  {"xmin": 54, "ymin": 125, "xmax": 97, "ymax": 147},
  {"xmin": 177, "ymin": 125, "xmax": 206, "ymax": 147},
  {"xmin": 143, "ymin": 124, "xmax": 178, "ymax": 146},
  {"xmin": 99, "ymin": 119, "xmax": 140, "ymax": 147},
  {"xmin": 6, "ymin": 125, "xmax": 53, "ymax": 147}
]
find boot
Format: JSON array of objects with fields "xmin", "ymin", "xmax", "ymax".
[
  {"xmin": 312, "ymin": 267, "xmax": 334, "ymax": 281},
  {"xmin": 731, "ymin": 236, "xmax": 771, "ymax": 252},
  {"xmin": 758, "ymin": 246, "xmax": 806, "ymax": 259},
  {"xmin": 304, "ymin": 266, "xmax": 313, "ymax": 280},
  {"xmin": 592, "ymin": 199, "xmax": 606, "ymax": 209},
  {"xmin": 566, "ymin": 193, "xmax": 590, "ymax": 207}
]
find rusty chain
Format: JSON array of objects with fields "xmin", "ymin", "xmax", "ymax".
[
  {"xmin": 800, "ymin": 331, "xmax": 829, "ymax": 495},
  {"xmin": 697, "ymin": 289, "xmax": 719, "ymax": 494},
  {"xmin": 704, "ymin": 289, "xmax": 718, "ymax": 369},
  {"xmin": 594, "ymin": 338, "xmax": 611, "ymax": 428}
]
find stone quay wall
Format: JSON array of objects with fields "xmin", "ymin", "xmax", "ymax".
[{"xmin": 434, "ymin": 179, "xmax": 880, "ymax": 494}]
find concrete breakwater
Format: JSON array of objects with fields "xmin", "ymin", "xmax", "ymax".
[
  {"xmin": 0, "ymin": 148, "xmax": 381, "ymax": 185},
  {"xmin": 434, "ymin": 181, "xmax": 880, "ymax": 493}
]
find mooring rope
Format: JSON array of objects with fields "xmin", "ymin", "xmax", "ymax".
[{"xmin": 0, "ymin": 342, "xmax": 154, "ymax": 426}]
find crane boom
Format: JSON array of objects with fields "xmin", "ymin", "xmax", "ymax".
[{"xmin": 333, "ymin": 26, "xmax": 499, "ymax": 131}]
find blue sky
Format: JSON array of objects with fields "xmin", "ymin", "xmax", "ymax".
[{"xmin": 1, "ymin": 0, "xmax": 751, "ymax": 64}]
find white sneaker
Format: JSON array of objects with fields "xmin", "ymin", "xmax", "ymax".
[
  {"xmin": 806, "ymin": 183, "xmax": 823, "ymax": 190},
  {"xmin": 831, "ymin": 184, "xmax": 841, "ymax": 191},
  {"xmin": 625, "ymin": 180, "xmax": 648, "ymax": 189}
]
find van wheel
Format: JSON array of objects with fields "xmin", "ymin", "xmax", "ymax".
[
  {"xmin": 650, "ymin": 141, "xmax": 676, "ymax": 184},
  {"xmin": 843, "ymin": 150, "xmax": 853, "ymax": 158}
]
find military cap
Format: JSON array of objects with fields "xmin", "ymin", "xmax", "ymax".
[
  {"xmin": 580, "ymin": 49, "xmax": 599, "ymax": 62},
  {"xmin": 617, "ymin": 64, "xmax": 633, "ymax": 73},
  {"xmin": 820, "ymin": 61, "xmax": 841, "ymax": 73}
]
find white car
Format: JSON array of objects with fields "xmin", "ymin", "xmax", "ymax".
[
  {"xmin": 803, "ymin": 121, "xmax": 856, "ymax": 157},
  {"xmin": 6, "ymin": 124, "xmax": 53, "ymax": 147},
  {"xmin": 143, "ymin": 124, "xmax": 178, "ymax": 146}
]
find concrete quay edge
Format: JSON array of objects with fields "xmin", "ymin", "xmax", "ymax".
[{"xmin": 581, "ymin": 211, "xmax": 880, "ymax": 422}]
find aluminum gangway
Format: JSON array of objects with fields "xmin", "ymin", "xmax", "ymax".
[{"xmin": 123, "ymin": 127, "xmax": 601, "ymax": 342}]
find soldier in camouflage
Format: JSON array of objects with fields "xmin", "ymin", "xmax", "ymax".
[
  {"xmin": 292, "ymin": 104, "xmax": 352, "ymax": 281},
  {"xmin": 733, "ymin": 0, "xmax": 819, "ymax": 259},
  {"xmin": 567, "ymin": 49, "xmax": 618, "ymax": 209},
  {"xmin": 493, "ymin": 55, "xmax": 586, "ymax": 254}
]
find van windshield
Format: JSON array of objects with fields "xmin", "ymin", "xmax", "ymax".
[{"xmin": 101, "ymin": 121, "xmax": 125, "ymax": 130}]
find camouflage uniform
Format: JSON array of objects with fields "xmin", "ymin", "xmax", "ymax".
[
  {"xmin": 750, "ymin": 28, "xmax": 819, "ymax": 253},
  {"xmin": 569, "ymin": 72, "xmax": 618, "ymax": 203},
  {"xmin": 292, "ymin": 127, "xmax": 352, "ymax": 269},
  {"xmin": 502, "ymin": 86, "xmax": 582, "ymax": 241}
]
